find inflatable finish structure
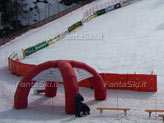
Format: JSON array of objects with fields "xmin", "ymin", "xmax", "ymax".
[{"xmin": 14, "ymin": 60, "xmax": 106, "ymax": 114}]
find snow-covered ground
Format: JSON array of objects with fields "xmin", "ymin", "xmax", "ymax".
[{"xmin": 0, "ymin": 0, "xmax": 164, "ymax": 122}]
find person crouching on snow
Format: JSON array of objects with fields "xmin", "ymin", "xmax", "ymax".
[
  {"xmin": 80, "ymin": 102, "xmax": 90, "ymax": 115},
  {"xmin": 75, "ymin": 93, "xmax": 84, "ymax": 117}
]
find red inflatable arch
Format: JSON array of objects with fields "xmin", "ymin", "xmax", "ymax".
[{"xmin": 14, "ymin": 60, "xmax": 106, "ymax": 114}]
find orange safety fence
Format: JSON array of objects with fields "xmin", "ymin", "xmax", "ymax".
[
  {"xmin": 8, "ymin": 57, "xmax": 35, "ymax": 76},
  {"xmin": 104, "ymin": 73, "xmax": 128, "ymax": 90},
  {"xmin": 104, "ymin": 73, "xmax": 157, "ymax": 92},
  {"xmin": 8, "ymin": 57, "xmax": 157, "ymax": 92}
]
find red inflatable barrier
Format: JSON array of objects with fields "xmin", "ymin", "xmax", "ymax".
[
  {"xmin": 78, "ymin": 79, "xmax": 91, "ymax": 88},
  {"xmin": 8, "ymin": 56, "xmax": 157, "ymax": 92}
]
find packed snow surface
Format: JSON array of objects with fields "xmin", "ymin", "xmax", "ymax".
[{"xmin": 0, "ymin": 0, "xmax": 164, "ymax": 122}]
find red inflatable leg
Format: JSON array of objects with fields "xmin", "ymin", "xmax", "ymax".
[
  {"xmin": 58, "ymin": 61, "xmax": 79, "ymax": 114},
  {"xmin": 45, "ymin": 81, "xmax": 57, "ymax": 97}
]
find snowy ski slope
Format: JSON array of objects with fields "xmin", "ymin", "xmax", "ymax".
[{"xmin": 0, "ymin": 0, "xmax": 164, "ymax": 123}]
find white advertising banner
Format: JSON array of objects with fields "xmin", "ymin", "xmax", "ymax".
[
  {"xmin": 73, "ymin": 68, "xmax": 93, "ymax": 82},
  {"xmin": 32, "ymin": 67, "xmax": 93, "ymax": 82},
  {"xmin": 32, "ymin": 68, "xmax": 63, "ymax": 82}
]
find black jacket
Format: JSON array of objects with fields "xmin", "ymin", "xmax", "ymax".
[{"xmin": 74, "ymin": 93, "xmax": 84, "ymax": 116}]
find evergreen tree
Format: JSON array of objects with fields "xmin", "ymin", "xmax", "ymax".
[{"xmin": 0, "ymin": 0, "xmax": 27, "ymax": 37}]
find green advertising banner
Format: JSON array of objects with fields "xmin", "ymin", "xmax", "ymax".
[
  {"xmin": 87, "ymin": 12, "xmax": 97, "ymax": 21},
  {"xmin": 11, "ymin": 53, "xmax": 18, "ymax": 60},
  {"xmin": 47, "ymin": 34, "xmax": 60, "ymax": 44},
  {"xmin": 24, "ymin": 41, "xmax": 49, "ymax": 56},
  {"xmin": 68, "ymin": 21, "xmax": 83, "ymax": 33},
  {"xmin": 96, "ymin": 9, "xmax": 106, "ymax": 16}
]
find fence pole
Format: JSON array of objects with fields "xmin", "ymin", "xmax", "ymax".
[
  {"xmin": 117, "ymin": 97, "xmax": 118, "ymax": 117},
  {"xmin": 38, "ymin": 9, "xmax": 40, "ymax": 26},
  {"xmin": 48, "ymin": 4, "xmax": 50, "ymax": 17},
  {"xmin": 57, "ymin": 2, "xmax": 59, "ymax": 18},
  {"xmin": 15, "ymin": 0, "xmax": 18, "ymax": 32},
  {"xmin": 52, "ymin": 98, "xmax": 54, "ymax": 113},
  {"xmin": 155, "ymin": 98, "xmax": 157, "ymax": 120},
  {"xmin": 45, "ymin": 4, "xmax": 47, "ymax": 19},
  {"xmin": 28, "ymin": 11, "xmax": 30, "ymax": 26},
  {"xmin": 57, "ymin": 2, "xmax": 59, "ymax": 13}
]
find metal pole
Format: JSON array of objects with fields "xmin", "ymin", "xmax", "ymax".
[
  {"xmin": 38, "ymin": 9, "xmax": 40, "ymax": 26},
  {"xmin": 0, "ymin": 12, "xmax": 1, "ymax": 25},
  {"xmin": 117, "ymin": 97, "xmax": 118, "ymax": 117},
  {"xmin": 45, "ymin": 4, "xmax": 47, "ymax": 19},
  {"xmin": 48, "ymin": 4, "xmax": 50, "ymax": 17},
  {"xmin": 9, "ymin": 0, "xmax": 13, "ymax": 25},
  {"xmin": 57, "ymin": 2, "xmax": 59, "ymax": 18},
  {"xmin": 28, "ymin": 11, "xmax": 29, "ymax": 26},
  {"xmin": 155, "ymin": 99, "xmax": 157, "ymax": 120},
  {"xmin": 15, "ymin": 0, "xmax": 18, "ymax": 32},
  {"xmin": 52, "ymin": 98, "xmax": 53, "ymax": 113},
  {"xmin": 2, "ymin": 82, "xmax": 4, "ymax": 98},
  {"xmin": 65, "ymin": 4, "xmax": 67, "ymax": 11}
]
